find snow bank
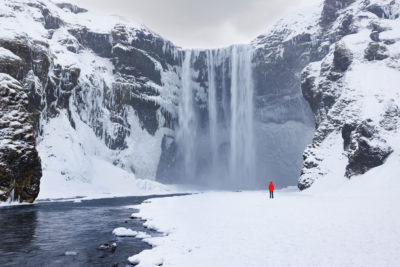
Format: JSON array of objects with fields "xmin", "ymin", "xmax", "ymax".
[
  {"xmin": 112, "ymin": 227, "xmax": 152, "ymax": 239},
  {"xmin": 112, "ymin": 227, "xmax": 138, "ymax": 237},
  {"xmin": 131, "ymin": 176, "xmax": 400, "ymax": 266}
]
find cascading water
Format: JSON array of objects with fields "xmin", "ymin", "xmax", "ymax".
[
  {"xmin": 160, "ymin": 42, "xmax": 314, "ymax": 189},
  {"xmin": 228, "ymin": 45, "xmax": 256, "ymax": 188},
  {"xmin": 206, "ymin": 50, "xmax": 218, "ymax": 169},
  {"xmin": 177, "ymin": 50, "xmax": 197, "ymax": 181},
  {"xmin": 174, "ymin": 45, "xmax": 256, "ymax": 188}
]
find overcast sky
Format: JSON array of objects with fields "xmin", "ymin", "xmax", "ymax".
[{"xmin": 62, "ymin": 0, "xmax": 321, "ymax": 49}]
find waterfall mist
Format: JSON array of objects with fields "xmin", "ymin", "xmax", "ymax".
[
  {"xmin": 229, "ymin": 46, "xmax": 256, "ymax": 188},
  {"xmin": 176, "ymin": 50, "xmax": 197, "ymax": 181},
  {"xmin": 172, "ymin": 45, "xmax": 257, "ymax": 189},
  {"xmin": 158, "ymin": 44, "xmax": 314, "ymax": 189}
]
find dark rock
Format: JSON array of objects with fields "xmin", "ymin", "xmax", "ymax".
[
  {"xmin": 301, "ymin": 72, "xmax": 318, "ymax": 111},
  {"xmin": 131, "ymin": 98, "xmax": 160, "ymax": 135},
  {"xmin": 341, "ymin": 123, "xmax": 356, "ymax": 149},
  {"xmin": 0, "ymin": 39, "xmax": 31, "ymax": 81},
  {"xmin": 345, "ymin": 138, "xmax": 393, "ymax": 177},
  {"xmin": 367, "ymin": 4, "xmax": 400, "ymax": 19},
  {"xmin": 297, "ymin": 179, "xmax": 311, "ymax": 191},
  {"xmin": 320, "ymin": 0, "xmax": 356, "ymax": 26},
  {"xmin": 69, "ymin": 28, "xmax": 113, "ymax": 58},
  {"xmin": 0, "ymin": 38, "xmax": 51, "ymax": 84},
  {"xmin": 367, "ymin": 5, "xmax": 388, "ymax": 18},
  {"xmin": 364, "ymin": 42, "xmax": 389, "ymax": 61},
  {"xmin": 111, "ymin": 242, "xmax": 117, "ymax": 253},
  {"xmin": 333, "ymin": 44, "xmax": 352, "ymax": 72},
  {"xmin": 383, "ymin": 39, "xmax": 396, "ymax": 45},
  {"xmin": 368, "ymin": 22, "xmax": 387, "ymax": 33},
  {"xmin": 131, "ymin": 30, "xmax": 182, "ymax": 68},
  {"xmin": 57, "ymin": 36, "xmax": 83, "ymax": 54},
  {"xmin": 104, "ymin": 124, "xmax": 128, "ymax": 150},
  {"xmin": 98, "ymin": 242, "xmax": 117, "ymax": 253},
  {"xmin": 0, "ymin": 74, "xmax": 42, "ymax": 203},
  {"xmin": 358, "ymin": 122, "xmax": 376, "ymax": 138},
  {"xmin": 56, "ymin": 3, "xmax": 88, "ymax": 14},
  {"xmin": 41, "ymin": 8, "xmax": 63, "ymax": 29},
  {"xmin": 370, "ymin": 32, "xmax": 380, "ymax": 42},
  {"xmin": 338, "ymin": 14, "xmax": 357, "ymax": 36},
  {"xmin": 107, "ymin": 82, "xmax": 161, "ymax": 137},
  {"xmin": 112, "ymin": 44, "xmax": 162, "ymax": 85},
  {"xmin": 343, "ymin": 121, "xmax": 393, "ymax": 178},
  {"xmin": 0, "ymin": 48, "xmax": 22, "ymax": 79}
]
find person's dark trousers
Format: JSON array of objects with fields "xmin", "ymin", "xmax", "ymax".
[{"xmin": 270, "ymin": 191, "xmax": 274, "ymax": 199}]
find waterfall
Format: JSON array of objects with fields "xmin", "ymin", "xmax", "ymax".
[
  {"xmin": 229, "ymin": 45, "xmax": 256, "ymax": 188},
  {"xmin": 177, "ymin": 50, "xmax": 197, "ymax": 181},
  {"xmin": 207, "ymin": 50, "xmax": 218, "ymax": 168},
  {"xmin": 174, "ymin": 46, "xmax": 256, "ymax": 188}
]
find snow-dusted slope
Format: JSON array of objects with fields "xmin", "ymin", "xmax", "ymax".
[
  {"xmin": 0, "ymin": 0, "xmax": 398, "ymax": 201},
  {"xmin": 298, "ymin": 0, "xmax": 400, "ymax": 189},
  {"xmin": 0, "ymin": 0, "xmax": 317, "ymax": 200},
  {"xmin": 0, "ymin": 0, "xmax": 181, "ymax": 201}
]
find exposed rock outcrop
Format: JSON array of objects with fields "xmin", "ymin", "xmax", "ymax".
[
  {"xmin": 0, "ymin": 0, "xmax": 398, "ymax": 199},
  {"xmin": 0, "ymin": 0, "xmax": 181, "ymax": 201},
  {"xmin": 298, "ymin": 0, "xmax": 400, "ymax": 190},
  {"xmin": 344, "ymin": 121, "xmax": 393, "ymax": 177},
  {"xmin": 364, "ymin": 42, "xmax": 389, "ymax": 61},
  {"xmin": 0, "ymin": 74, "xmax": 42, "ymax": 202}
]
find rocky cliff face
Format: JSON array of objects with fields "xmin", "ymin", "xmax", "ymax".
[
  {"xmin": 0, "ymin": 0, "xmax": 316, "ymax": 197},
  {"xmin": 298, "ymin": 0, "xmax": 400, "ymax": 189},
  {"xmin": 0, "ymin": 74, "xmax": 41, "ymax": 202},
  {"xmin": 0, "ymin": 0, "xmax": 398, "ymax": 201},
  {"xmin": 0, "ymin": 0, "xmax": 182, "ymax": 201}
]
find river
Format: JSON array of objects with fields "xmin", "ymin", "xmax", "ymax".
[{"xmin": 0, "ymin": 194, "xmax": 182, "ymax": 267}]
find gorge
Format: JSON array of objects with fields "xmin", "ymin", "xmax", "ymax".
[{"xmin": 0, "ymin": 0, "xmax": 399, "ymax": 202}]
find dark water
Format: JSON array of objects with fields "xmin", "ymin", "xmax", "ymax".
[{"xmin": 0, "ymin": 194, "xmax": 182, "ymax": 267}]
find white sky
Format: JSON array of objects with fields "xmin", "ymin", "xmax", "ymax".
[{"xmin": 61, "ymin": 0, "xmax": 322, "ymax": 49}]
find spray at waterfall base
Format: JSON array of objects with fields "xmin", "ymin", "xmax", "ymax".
[{"xmin": 157, "ymin": 45, "xmax": 314, "ymax": 189}]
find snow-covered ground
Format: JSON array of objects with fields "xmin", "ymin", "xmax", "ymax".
[{"xmin": 130, "ymin": 169, "xmax": 400, "ymax": 266}]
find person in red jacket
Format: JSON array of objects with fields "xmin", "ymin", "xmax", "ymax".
[{"xmin": 269, "ymin": 181, "xmax": 274, "ymax": 199}]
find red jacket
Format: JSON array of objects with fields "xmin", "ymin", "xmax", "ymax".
[{"xmin": 269, "ymin": 182, "xmax": 274, "ymax": 192}]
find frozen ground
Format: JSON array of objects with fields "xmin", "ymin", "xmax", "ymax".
[{"xmin": 130, "ymin": 166, "xmax": 400, "ymax": 267}]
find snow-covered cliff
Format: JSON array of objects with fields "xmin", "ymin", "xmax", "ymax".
[
  {"xmin": 298, "ymin": 0, "xmax": 400, "ymax": 189},
  {"xmin": 0, "ymin": 0, "xmax": 180, "ymax": 200},
  {"xmin": 0, "ymin": 0, "xmax": 398, "ymax": 202},
  {"xmin": 0, "ymin": 74, "xmax": 41, "ymax": 202}
]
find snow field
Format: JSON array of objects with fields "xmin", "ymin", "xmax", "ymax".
[{"xmin": 130, "ymin": 180, "xmax": 400, "ymax": 267}]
